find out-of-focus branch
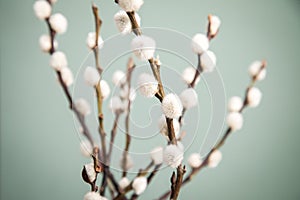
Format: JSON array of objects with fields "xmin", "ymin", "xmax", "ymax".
[{"xmin": 92, "ymin": 4, "xmax": 103, "ymax": 74}]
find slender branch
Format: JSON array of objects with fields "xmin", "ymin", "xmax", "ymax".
[
  {"xmin": 169, "ymin": 165, "xmax": 186, "ymax": 200},
  {"xmin": 107, "ymin": 112, "xmax": 121, "ymax": 164},
  {"xmin": 92, "ymin": 4, "xmax": 103, "ymax": 74}
]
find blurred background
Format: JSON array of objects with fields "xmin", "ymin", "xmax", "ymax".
[{"xmin": 1, "ymin": 0, "xmax": 300, "ymax": 199}]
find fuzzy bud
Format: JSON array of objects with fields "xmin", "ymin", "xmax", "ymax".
[
  {"xmin": 137, "ymin": 73, "xmax": 158, "ymax": 98},
  {"xmin": 118, "ymin": 177, "xmax": 130, "ymax": 190},
  {"xmin": 39, "ymin": 34, "xmax": 58, "ymax": 52},
  {"xmin": 120, "ymin": 87, "xmax": 136, "ymax": 102},
  {"xmin": 83, "ymin": 163, "xmax": 96, "ymax": 183},
  {"xmin": 60, "ymin": 67, "xmax": 74, "ymax": 86},
  {"xmin": 132, "ymin": 176, "xmax": 147, "ymax": 195},
  {"xmin": 200, "ymin": 50, "xmax": 216, "ymax": 72},
  {"xmin": 227, "ymin": 112, "xmax": 243, "ymax": 131},
  {"xmin": 112, "ymin": 70, "xmax": 126, "ymax": 87},
  {"xmin": 248, "ymin": 61, "xmax": 266, "ymax": 81},
  {"xmin": 131, "ymin": 35, "xmax": 156, "ymax": 60},
  {"xmin": 114, "ymin": 10, "xmax": 141, "ymax": 34},
  {"xmin": 75, "ymin": 98, "xmax": 91, "ymax": 116},
  {"xmin": 228, "ymin": 96, "xmax": 243, "ymax": 112},
  {"xmin": 247, "ymin": 87, "xmax": 262, "ymax": 107},
  {"xmin": 109, "ymin": 96, "xmax": 124, "ymax": 113},
  {"xmin": 182, "ymin": 67, "xmax": 200, "ymax": 85},
  {"xmin": 33, "ymin": 0, "xmax": 51, "ymax": 20},
  {"xmin": 162, "ymin": 93, "xmax": 183, "ymax": 119},
  {"xmin": 158, "ymin": 115, "xmax": 180, "ymax": 140},
  {"xmin": 49, "ymin": 51, "xmax": 67, "ymax": 71},
  {"xmin": 150, "ymin": 146, "xmax": 164, "ymax": 165},
  {"xmin": 208, "ymin": 150, "xmax": 222, "ymax": 168},
  {"xmin": 86, "ymin": 32, "xmax": 104, "ymax": 49},
  {"xmin": 84, "ymin": 66, "xmax": 100, "ymax": 86},
  {"xmin": 80, "ymin": 139, "xmax": 93, "ymax": 157},
  {"xmin": 83, "ymin": 192, "xmax": 107, "ymax": 200},
  {"xmin": 118, "ymin": 0, "xmax": 144, "ymax": 12},
  {"xmin": 180, "ymin": 88, "xmax": 198, "ymax": 109},
  {"xmin": 49, "ymin": 13, "xmax": 68, "ymax": 34},
  {"xmin": 188, "ymin": 153, "xmax": 202, "ymax": 168},
  {"xmin": 208, "ymin": 15, "xmax": 221, "ymax": 37},
  {"xmin": 191, "ymin": 33, "xmax": 209, "ymax": 54},
  {"xmin": 99, "ymin": 80, "xmax": 111, "ymax": 100},
  {"xmin": 163, "ymin": 144, "xmax": 184, "ymax": 168},
  {"xmin": 120, "ymin": 154, "xmax": 134, "ymax": 171}
]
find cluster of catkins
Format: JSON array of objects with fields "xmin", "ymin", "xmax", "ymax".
[{"xmin": 34, "ymin": 0, "xmax": 266, "ymax": 199}]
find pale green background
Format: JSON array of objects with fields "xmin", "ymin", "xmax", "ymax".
[{"xmin": 1, "ymin": 0, "xmax": 300, "ymax": 199}]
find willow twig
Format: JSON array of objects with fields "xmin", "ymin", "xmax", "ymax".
[{"xmin": 92, "ymin": 4, "xmax": 103, "ymax": 74}]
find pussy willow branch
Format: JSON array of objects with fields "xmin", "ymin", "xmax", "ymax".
[
  {"xmin": 169, "ymin": 165, "xmax": 186, "ymax": 200},
  {"xmin": 92, "ymin": 4, "xmax": 103, "ymax": 74},
  {"xmin": 157, "ymin": 62, "xmax": 267, "ymax": 200},
  {"xmin": 122, "ymin": 58, "xmax": 136, "ymax": 177}
]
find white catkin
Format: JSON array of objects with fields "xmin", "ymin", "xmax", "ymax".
[
  {"xmin": 200, "ymin": 50, "xmax": 217, "ymax": 72},
  {"xmin": 137, "ymin": 73, "xmax": 158, "ymax": 98},
  {"xmin": 86, "ymin": 32, "xmax": 104, "ymax": 49},
  {"xmin": 132, "ymin": 176, "xmax": 147, "ymax": 195},
  {"xmin": 80, "ymin": 139, "xmax": 93, "ymax": 157},
  {"xmin": 99, "ymin": 80, "xmax": 110, "ymax": 100},
  {"xmin": 131, "ymin": 35, "xmax": 156, "ymax": 60},
  {"xmin": 33, "ymin": 0, "xmax": 51, "ymax": 20},
  {"xmin": 158, "ymin": 115, "xmax": 180, "ymax": 140},
  {"xmin": 150, "ymin": 146, "xmax": 164, "ymax": 165},
  {"xmin": 227, "ymin": 112, "xmax": 243, "ymax": 131},
  {"xmin": 163, "ymin": 144, "xmax": 184, "ymax": 168},
  {"xmin": 180, "ymin": 88, "xmax": 198, "ymax": 109},
  {"xmin": 75, "ymin": 98, "xmax": 91, "ymax": 116},
  {"xmin": 118, "ymin": 177, "xmax": 130, "ymax": 189},
  {"xmin": 248, "ymin": 61, "xmax": 266, "ymax": 81},
  {"xmin": 109, "ymin": 96, "xmax": 124, "ymax": 113},
  {"xmin": 191, "ymin": 33, "xmax": 209, "ymax": 54},
  {"xmin": 49, "ymin": 13, "xmax": 68, "ymax": 34},
  {"xmin": 114, "ymin": 10, "xmax": 141, "ymax": 34},
  {"xmin": 208, "ymin": 150, "xmax": 222, "ymax": 168},
  {"xmin": 84, "ymin": 163, "xmax": 96, "ymax": 182},
  {"xmin": 84, "ymin": 66, "xmax": 100, "ymax": 86},
  {"xmin": 49, "ymin": 51, "xmax": 68, "ymax": 71},
  {"xmin": 228, "ymin": 96, "xmax": 243, "ymax": 112},
  {"xmin": 188, "ymin": 153, "xmax": 203, "ymax": 168},
  {"xmin": 112, "ymin": 70, "xmax": 126, "ymax": 87},
  {"xmin": 247, "ymin": 87, "xmax": 262, "ymax": 107},
  {"xmin": 118, "ymin": 0, "xmax": 144, "ymax": 12},
  {"xmin": 83, "ymin": 192, "xmax": 107, "ymax": 200},
  {"xmin": 161, "ymin": 93, "xmax": 183, "ymax": 119},
  {"xmin": 120, "ymin": 86, "xmax": 136, "ymax": 102},
  {"xmin": 120, "ymin": 154, "xmax": 134, "ymax": 171},
  {"xmin": 208, "ymin": 15, "xmax": 221, "ymax": 36},
  {"xmin": 39, "ymin": 34, "xmax": 58, "ymax": 52},
  {"xmin": 182, "ymin": 67, "xmax": 200, "ymax": 85},
  {"xmin": 60, "ymin": 67, "xmax": 74, "ymax": 86}
]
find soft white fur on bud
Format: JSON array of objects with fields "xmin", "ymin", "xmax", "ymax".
[
  {"xmin": 191, "ymin": 33, "xmax": 209, "ymax": 54},
  {"xmin": 112, "ymin": 70, "xmax": 126, "ymax": 86},
  {"xmin": 84, "ymin": 66, "xmax": 100, "ymax": 86},
  {"xmin": 120, "ymin": 154, "xmax": 134, "ymax": 171},
  {"xmin": 33, "ymin": 0, "xmax": 51, "ymax": 20},
  {"xmin": 132, "ymin": 176, "xmax": 147, "ymax": 195},
  {"xmin": 109, "ymin": 96, "xmax": 124, "ymax": 113},
  {"xmin": 163, "ymin": 144, "xmax": 184, "ymax": 168},
  {"xmin": 188, "ymin": 153, "xmax": 202, "ymax": 168},
  {"xmin": 131, "ymin": 35, "xmax": 156, "ymax": 60},
  {"xmin": 61, "ymin": 67, "xmax": 74, "ymax": 86},
  {"xmin": 114, "ymin": 10, "xmax": 141, "ymax": 34},
  {"xmin": 80, "ymin": 139, "xmax": 93, "ymax": 157},
  {"xmin": 84, "ymin": 163, "xmax": 96, "ymax": 182},
  {"xmin": 118, "ymin": 0, "xmax": 144, "ymax": 12},
  {"xmin": 137, "ymin": 73, "xmax": 158, "ymax": 98},
  {"xmin": 208, "ymin": 15, "xmax": 221, "ymax": 36},
  {"xmin": 120, "ymin": 87, "xmax": 136, "ymax": 101},
  {"xmin": 247, "ymin": 87, "xmax": 262, "ymax": 107},
  {"xmin": 228, "ymin": 96, "xmax": 243, "ymax": 112},
  {"xmin": 86, "ymin": 32, "xmax": 104, "ymax": 49},
  {"xmin": 150, "ymin": 146, "xmax": 164, "ymax": 165},
  {"xmin": 39, "ymin": 34, "xmax": 58, "ymax": 52},
  {"xmin": 182, "ymin": 67, "xmax": 200, "ymax": 85},
  {"xmin": 83, "ymin": 192, "xmax": 107, "ymax": 200},
  {"xmin": 208, "ymin": 149, "xmax": 222, "ymax": 168},
  {"xmin": 158, "ymin": 115, "xmax": 180, "ymax": 140},
  {"xmin": 118, "ymin": 177, "xmax": 130, "ymax": 189},
  {"xmin": 180, "ymin": 88, "xmax": 198, "ymax": 109},
  {"xmin": 162, "ymin": 93, "xmax": 183, "ymax": 119},
  {"xmin": 75, "ymin": 98, "xmax": 91, "ymax": 116},
  {"xmin": 49, "ymin": 13, "xmax": 68, "ymax": 34},
  {"xmin": 200, "ymin": 50, "xmax": 216, "ymax": 72},
  {"xmin": 49, "ymin": 51, "xmax": 67, "ymax": 71},
  {"xmin": 227, "ymin": 112, "xmax": 243, "ymax": 131},
  {"xmin": 99, "ymin": 80, "xmax": 110, "ymax": 100},
  {"xmin": 248, "ymin": 61, "xmax": 266, "ymax": 81}
]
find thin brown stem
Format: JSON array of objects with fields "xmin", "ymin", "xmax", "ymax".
[
  {"xmin": 170, "ymin": 165, "xmax": 186, "ymax": 200},
  {"xmin": 92, "ymin": 4, "xmax": 103, "ymax": 74}
]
